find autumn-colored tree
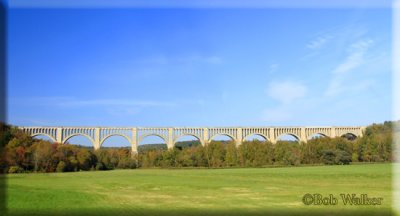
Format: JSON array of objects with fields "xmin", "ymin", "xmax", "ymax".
[{"xmin": 30, "ymin": 140, "xmax": 55, "ymax": 172}]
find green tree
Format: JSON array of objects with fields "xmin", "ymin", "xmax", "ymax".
[{"xmin": 77, "ymin": 148, "xmax": 95, "ymax": 171}]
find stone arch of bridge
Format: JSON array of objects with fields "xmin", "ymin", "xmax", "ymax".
[
  {"xmin": 138, "ymin": 134, "xmax": 167, "ymax": 145},
  {"xmin": 340, "ymin": 132, "xmax": 358, "ymax": 141},
  {"xmin": 100, "ymin": 134, "xmax": 132, "ymax": 147},
  {"xmin": 242, "ymin": 133, "xmax": 269, "ymax": 142},
  {"xmin": 209, "ymin": 133, "xmax": 236, "ymax": 143},
  {"xmin": 62, "ymin": 133, "xmax": 95, "ymax": 146},
  {"xmin": 173, "ymin": 133, "xmax": 202, "ymax": 146},
  {"xmin": 307, "ymin": 132, "xmax": 329, "ymax": 140},
  {"xmin": 276, "ymin": 133, "xmax": 300, "ymax": 142},
  {"xmin": 338, "ymin": 132, "xmax": 358, "ymax": 137},
  {"xmin": 32, "ymin": 133, "xmax": 57, "ymax": 142}
]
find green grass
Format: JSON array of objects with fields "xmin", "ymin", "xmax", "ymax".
[{"xmin": 6, "ymin": 163, "xmax": 395, "ymax": 216}]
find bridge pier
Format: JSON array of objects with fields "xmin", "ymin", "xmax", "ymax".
[
  {"xmin": 330, "ymin": 127, "xmax": 336, "ymax": 138},
  {"xmin": 56, "ymin": 127, "xmax": 63, "ymax": 143},
  {"xmin": 236, "ymin": 128, "xmax": 242, "ymax": 146},
  {"xmin": 269, "ymin": 128, "xmax": 276, "ymax": 144},
  {"xmin": 167, "ymin": 128, "xmax": 174, "ymax": 149},
  {"xmin": 203, "ymin": 128, "xmax": 209, "ymax": 146},
  {"xmin": 300, "ymin": 127, "xmax": 307, "ymax": 143},
  {"xmin": 94, "ymin": 128, "xmax": 101, "ymax": 150},
  {"xmin": 131, "ymin": 128, "xmax": 138, "ymax": 154}
]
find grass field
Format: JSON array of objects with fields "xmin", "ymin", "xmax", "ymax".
[{"xmin": 5, "ymin": 163, "xmax": 394, "ymax": 216}]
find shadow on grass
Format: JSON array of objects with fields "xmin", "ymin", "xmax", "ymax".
[{"xmin": 5, "ymin": 208, "xmax": 396, "ymax": 216}]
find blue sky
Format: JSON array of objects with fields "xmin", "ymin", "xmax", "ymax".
[{"xmin": 8, "ymin": 6, "xmax": 392, "ymax": 133}]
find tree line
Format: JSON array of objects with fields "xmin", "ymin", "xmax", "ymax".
[{"xmin": 0, "ymin": 121, "xmax": 394, "ymax": 173}]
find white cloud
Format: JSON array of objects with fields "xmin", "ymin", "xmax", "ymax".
[
  {"xmin": 261, "ymin": 80, "xmax": 308, "ymax": 122},
  {"xmin": 325, "ymin": 38, "xmax": 374, "ymax": 96},
  {"xmin": 265, "ymin": 80, "xmax": 307, "ymax": 104}
]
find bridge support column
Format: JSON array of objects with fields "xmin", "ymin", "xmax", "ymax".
[
  {"xmin": 330, "ymin": 127, "xmax": 336, "ymax": 138},
  {"xmin": 269, "ymin": 128, "xmax": 276, "ymax": 144},
  {"xmin": 236, "ymin": 128, "xmax": 242, "ymax": 146},
  {"xmin": 203, "ymin": 128, "xmax": 209, "ymax": 146},
  {"xmin": 94, "ymin": 128, "xmax": 100, "ymax": 150},
  {"xmin": 131, "ymin": 128, "xmax": 138, "ymax": 155},
  {"xmin": 300, "ymin": 127, "xmax": 307, "ymax": 143},
  {"xmin": 167, "ymin": 128, "xmax": 174, "ymax": 149},
  {"xmin": 56, "ymin": 127, "xmax": 63, "ymax": 143}
]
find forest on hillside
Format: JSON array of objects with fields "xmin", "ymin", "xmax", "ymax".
[{"xmin": 0, "ymin": 122, "xmax": 394, "ymax": 173}]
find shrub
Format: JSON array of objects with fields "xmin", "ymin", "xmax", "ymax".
[
  {"xmin": 322, "ymin": 150, "xmax": 336, "ymax": 165},
  {"xmin": 335, "ymin": 150, "xmax": 352, "ymax": 165},
  {"xmin": 322, "ymin": 150, "xmax": 352, "ymax": 165},
  {"xmin": 125, "ymin": 158, "xmax": 137, "ymax": 169},
  {"xmin": 56, "ymin": 161, "xmax": 66, "ymax": 172},
  {"xmin": 95, "ymin": 162, "xmax": 105, "ymax": 170},
  {"xmin": 8, "ymin": 166, "xmax": 24, "ymax": 173}
]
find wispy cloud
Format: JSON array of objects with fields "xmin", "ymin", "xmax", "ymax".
[
  {"xmin": 307, "ymin": 35, "xmax": 332, "ymax": 50},
  {"xmin": 325, "ymin": 38, "xmax": 374, "ymax": 96},
  {"xmin": 335, "ymin": 39, "xmax": 373, "ymax": 75},
  {"xmin": 265, "ymin": 80, "xmax": 307, "ymax": 104},
  {"xmin": 302, "ymin": 25, "xmax": 369, "ymax": 61}
]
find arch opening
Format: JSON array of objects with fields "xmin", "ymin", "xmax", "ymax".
[
  {"xmin": 174, "ymin": 135, "xmax": 201, "ymax": 150},
  {"xmin": 101, "ymin": 135, "xmax": 131, "ymax": 149},
  {"xmin": 209, "ymin": 134, "xmax": 235, "ymax": 145},
  {"xmin": 276, "ymin": 134, "xmax": 300, "ymax": 144},
  {"xmin": 138, "ymin": 135, "xmax": 167, "ymax": 153},
  {"xmin": 243, "ymin": 134, "xmax": 268, "ymax": 142},
  {"xmin": 308, "ymin": 133, "xmax": 328, "ymax": 140},
  {"xmin": 32, "ymin": 134, "xmax": 55, "ymax": 143},
  {"xmin": 341, "ymin": 133, "xmax": 357, "ymax": 141},
  {"xmin": 64, "ymin": 135, "xmax": 94, "ymax": 148}
]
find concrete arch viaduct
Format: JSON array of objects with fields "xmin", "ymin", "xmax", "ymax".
[{"xmin": 19, "ymin": 126, "xmax": 365, "ymax": 153}]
